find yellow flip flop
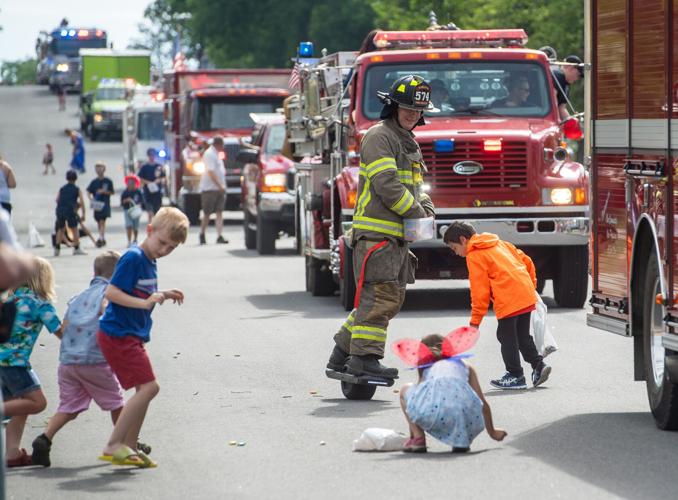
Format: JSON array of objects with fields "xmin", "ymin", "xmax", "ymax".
[
  {"xmin": 137, "ymin": 450, "xmax": 157, "ymax": 468},
  {"xmin": 97, "ymin": 454, "xmax": 113, "ymax": 462},
  {"xmin": 111, "ymin": 445, "xmax": 145, "ymax": 467}
]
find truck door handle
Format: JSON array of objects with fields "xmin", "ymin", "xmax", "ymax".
[{"xmin": 643, "ymin": 183, "xmax": 651, "ymax": 209}]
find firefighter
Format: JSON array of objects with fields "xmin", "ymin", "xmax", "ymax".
[{"xmin": 326, "ymin": 75, "xmax": 435, "ymax": 379}]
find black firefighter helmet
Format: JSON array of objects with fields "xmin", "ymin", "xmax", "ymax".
[{"xmin": 378, "ymin": 74, "xmax": 433, "ymax": 127}]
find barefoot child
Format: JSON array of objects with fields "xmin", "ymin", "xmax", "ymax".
[
  {"xmin": 444, "ymin": 222, "xmax": 550, "ymax": 390},
  {"xmin": 97, "ymin": 207, "xmax": 188, "ymax": 467},
  {"xmin": 395, "ymin": 328, "xmax": 507, "ymax": 453},
  {"xmin": 0, "ymin": 257, "xmax": 62, "ymax": 467},
  {"xmin": 31, "ymin": 251, "xmax": 134, "ymax": 467}
]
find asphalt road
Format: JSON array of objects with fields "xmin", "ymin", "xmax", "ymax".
[{"xmin": 2, "ymin": 86, "xmax": 677, "ymax": 500}]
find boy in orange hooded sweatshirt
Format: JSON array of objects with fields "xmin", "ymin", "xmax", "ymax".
[{"xmin": 444, "ymin": 222, "xmax": 551, "ymax": 390}]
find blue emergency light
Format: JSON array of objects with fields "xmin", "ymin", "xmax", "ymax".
[
  {"xmin": 298, "ymin": 42, "xmax": 314, "ymax": 58},
  {"xmin": 433, "ymin": 139, "xmax": 455, "ymax": 153},
  {"xmin": 157, "ymin": 149, "xmax": 167, "ymax": 159}
]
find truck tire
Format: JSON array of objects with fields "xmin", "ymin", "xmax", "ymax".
[
  {"xmin": 340, "ymin": 243, "xmax": 356, "ymax": 311},
  {"xmin": 536, "ymin": 278, "xmax": 546, "ymax": 295},
  {"xmin": 307, "ymin": 256, "xmax": 335, "ymax": 296},
  {"xmin": 243, "ymin": 212, "xmax": 256, "ymax": 250},
  {"xmin": 256, "ymin": 212, "xmax": 276, "ymax": 255},
  {"xmin": 183, "ymin": 194, "xmax": 201, "ymax": 226},
  {"xmin": 341, "ymin": 381, "xmax": 376, "ymax": 400},
  {"xmin": 642, "ymin": 252, "xmax": 678, "ymax": 430},
  {"xmin": 553, "ymin": 245, "xmax": 588, "ymax": 308}
]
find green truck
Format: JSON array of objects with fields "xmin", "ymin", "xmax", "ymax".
[{"xmin": 78, "ymin": 49, "xmax": 151, "ymax": 141}]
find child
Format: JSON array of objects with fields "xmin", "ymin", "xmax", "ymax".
[
  {"xmin": 397, "ymin": 329, "xmax": 507, "ymax": 453},
  {"xmin": 31, "ymin": 251, "xmax": 126, "ymax": 467},
  {"xmin": 444, "ymin": 221, "xmax": 551, "ymax": 390},
  {"xmin": 42, "ymin": 143, "xmax": 55, "ymax": 175},
  {"xmin": 120, "ymin": 174, "xmax": 144, "ymax": 247},
  {"xmin": 55, "ymin": 170, "xmax": 86, "ymax": 256},
  {"xmin": 97, "ymin": 207, "xmax": 188, "ymax": 468},
  {"xmin": 86, "ymin": 162, "xmax": 114, "ymax": 248},
  {"xmin": 0, "ymin": 257, "xmax": 62, "ymax": 467}
]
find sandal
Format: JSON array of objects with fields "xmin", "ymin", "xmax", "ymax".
[
  {"xmin": 99, "ymin": 441, "xmax": 151, "ymax": 462},
  {"xmin": 7, "ymin": 448, "xmax": 33, "ymax": 467},
  {"xmin": 110, "ymin": 445, "xmax": 145, "ymax": 467},
  {"xmin": 137, "ymin": 450, "xmax": 157, "ymax": 468}
]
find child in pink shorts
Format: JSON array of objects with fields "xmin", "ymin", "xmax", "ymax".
[{"xmin": 31, "ymin": 251, "xmax": 148, "ymax": 467}]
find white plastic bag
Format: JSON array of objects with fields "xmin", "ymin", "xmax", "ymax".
[
  {"xmin": 532, "ymin": 292, "xmax": 557, "ymax": 357},
  {"xmin": 352, "ymin": 428, "xmax": 407, "ymax": 452},
  {"xmin": 27, "ymin": 222, "xmax": 45, "ymax": 248},
  {"xmin": 90, "ymin": 200, "xmax": 105, "ymax": 212}
]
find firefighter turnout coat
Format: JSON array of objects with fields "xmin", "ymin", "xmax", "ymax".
[{"xmin": 334, "ymin": 116, "xmax": 435, "ymax": 357}]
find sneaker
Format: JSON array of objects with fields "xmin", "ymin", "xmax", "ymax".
[
  {"xmin": 532, "ymin": 363, "xmax": 552, "ymax": 387},
  {"xmin": 326, "ymin": 345, "xmax": 349, "ymax": 371},
  {"xmin": 199, "ymin": 233, "xmax": 206, "ymax": 245},
  {"xmin": 403, "ymin": 436, "xmax": 427, "ymax": 453},
  {"xmin": 31, "ymin": 434, "xmax": 52, "ymax": 467},
  {"xmin": 216, "ymin": 235, "xmax": 229, "ymax": 244},
  {"xmin": 490, "ymin": 372, "xmax": 527, "ymax": 390},
  {"xmin": 53, "ymin": 246, "xmax": 60, "ymax": 257},
  {"xmin": 73, "ymin": 248, "xmax": 87, "ymax": 256},
  {"xmin": 345, "ymin": 355, "xmax": 398, "ymax": 379},
  {"xmin": 95, "ymin": 239, "xmax": 104, "ymax": 248}
]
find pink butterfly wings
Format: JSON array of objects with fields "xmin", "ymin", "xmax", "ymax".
[{"xmin": 391, "ymin": 326, "xmax": 479, "ymax": 367}]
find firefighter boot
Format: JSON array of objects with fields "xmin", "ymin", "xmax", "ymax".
[
  {"xmin": 326, "ymin": 345, "xmax": 349, "ymax": 371},
  {"xmin": 345, "ymin": 355, "xmax": 398, "ymax": 379}
]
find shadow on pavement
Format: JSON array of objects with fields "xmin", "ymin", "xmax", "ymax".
[
  {"xmin": 376, "ymin": 448, "xmax": 493, "ymax": 461},
  {"xmin": 310, "ymin": 398, "xmax": 396, "ymax": 418},
  {"xmin": 401, "ymin": 288, "xmax": 471, "ymax": 313},
  {"xmin": 8, "ymin": 463, "xmax": 138, "ymax": 493},
  {"xmin": 244, "ymin": 291, "xmax": 346, "ymax": 319},
  {"xmin": 509, "ymin": 412, "xmax": 678, "ymax": 500},
  {"xmin": 226, "ymin": 248, "xmax": 298, "ymax": 258}
]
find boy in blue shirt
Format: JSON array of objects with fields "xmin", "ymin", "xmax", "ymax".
[
  {"xmin": 97, "ymin": 207, "xmax": 188, "ymax": 468},
  {"xmin": 86, "ymin": 162, "xmax": 114, "ymax": 248}
]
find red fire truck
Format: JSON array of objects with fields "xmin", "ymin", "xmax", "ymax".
[
  {"xmin": 587, "ymin": 0, "xmax": 678, "ymax": 429},
  {"xmin": 163, "ymin": 69, "xmax": 290, "ymax": 224},
  {"xmin": 289, "ymin": 28, "xmax": 589, "ymax": 311}
]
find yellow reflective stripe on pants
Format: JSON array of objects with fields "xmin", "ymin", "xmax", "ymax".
[
  {"xmin": 342, "ymin": 311, "xmax": 356, "ymax": 332},
  {"xmin": 352, "ymin": 216, "xmax": 404, "ymax": 238},
  {"xmin": 352, "ymin": 325, "xmax": 387, "ymax": 343},
  {"xmin": 391, "ymin": 190, "xmax": 415, "ymax": 216}
]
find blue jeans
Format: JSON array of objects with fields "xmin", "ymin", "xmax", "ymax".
[{"xmin": 0, "ymin": 366, "xmax": 41, "ymax": 400}]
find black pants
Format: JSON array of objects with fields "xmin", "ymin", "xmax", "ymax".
[
  {"xmin": 496, "ymin": 311, "xmax": 543, "ymax": 377},
  {"xmin": 0, "ymin": 202, "xmax": 10, "ymax": 214}
]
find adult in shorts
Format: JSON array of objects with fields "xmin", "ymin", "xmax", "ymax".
[{"xmin": 198, "ymin": 136, "xmax": 228, "ymax": 245}]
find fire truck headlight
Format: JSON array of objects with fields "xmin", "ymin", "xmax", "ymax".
[
  {"xmin": 544, "ymin": 188, "xmax": 573, "ymax": 205},
  {"xmin": 94, "ymin": 113, "xmax": 103, "ymax": 123},
  {"xmin": 56, "ymin": 63, "xmax": 69, "ymax": 72},
  {"xmin": 191, "ymin": 161, "xmax": 205, "ymax": 174},
  {"xmin": 262, "ymin": 173, "xmax": 287, "ymax": 193}
]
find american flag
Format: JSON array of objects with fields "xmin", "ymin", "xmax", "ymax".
[{"xmin": 288, "ymin": 62, "xmax": 300, "ymax": 90}]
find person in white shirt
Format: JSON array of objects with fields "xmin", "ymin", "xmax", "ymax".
[{"xmin": 198, "ymin": 137, "xmax": 228, "ymax": 245}]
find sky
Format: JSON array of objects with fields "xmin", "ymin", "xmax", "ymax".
[{"xmin": 0, "ymin": 0, "xmax": 152, "ymax": 62}]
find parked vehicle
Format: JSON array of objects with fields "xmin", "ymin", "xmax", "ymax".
[
  {"xmin": 238, "ymin": 113, "xmax": 295, "ymax": 254},
  {"xmin": 79, "ymin": 49, "xmax": 151, "ymax": 141},
  {"xmin": 586, "ymin": 0, "xmax": 678, "ymax": 429},
  {"xmin": 288, "ymin": 27, "xmax": 589, "ymax": 310},
  {"xmin": 122, "ymin": 86, "xmax": 166, "ymax": 172},
  {"xmin": 163, "ymin": 69, "xmax": 290, "ymax": 225},
  {"xmin": 35, "ymin": 23, "xmax": 107, "ymax": 92}
]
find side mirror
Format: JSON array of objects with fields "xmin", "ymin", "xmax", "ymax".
[{"xmin": 236, "ymin": 149, "xmax": 259, "ymax": 165}]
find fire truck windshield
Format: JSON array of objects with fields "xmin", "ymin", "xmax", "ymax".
[
  {"xmin": 362, "ymin": 61, "xmax": 552, "ymax": 119},
  {"xmin": 137, "ymin": 111, "xmax": 164, "ymax": 141},
  {"xmin": 264, "ymin": 124, "xmax": 285, "ymax": 154},
  {"xmin": 194, "ymin": 97, "xmax": 284, "ymax": 131},
  {"xmin": 95, "ymin": 88, "xmax": 127, "ymax": 101},
  {"xmin": 49, "ymin": 37, "xmax": 106, "ymax": 58}
]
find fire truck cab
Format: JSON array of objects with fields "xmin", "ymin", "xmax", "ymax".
[
  {"xmin": 290, "ymin": 28, "xmax": 589, "ymax": 311},
  {"xmin": 587, "ymin": 0, "xmax": 678, "ymax": 429}
]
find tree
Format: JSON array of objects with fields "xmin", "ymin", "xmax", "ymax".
[{"xmin": 0, "ymin": 59, "xmax": 37, "ymax": 85}]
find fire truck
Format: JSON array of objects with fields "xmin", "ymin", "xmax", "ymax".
[
  {"xmin": 586, "ymin": 0, "xmax": 678, "ymax": 429},
  {"xmin": 288, "ymin": 28, "xmax": 589, "ymax": 311},
  {"xmin": 163, "ymin": 70, "xmax": 290, "ymax": 224}
]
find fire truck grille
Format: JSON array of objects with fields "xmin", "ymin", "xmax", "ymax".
[{"xmin": 420, "ymin": 140, "xmax": 528, "ymax": 189}]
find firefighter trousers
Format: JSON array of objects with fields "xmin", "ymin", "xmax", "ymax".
[{"xmin": 333, "ymin": 238, "xmax": 414, "ymax": 358}]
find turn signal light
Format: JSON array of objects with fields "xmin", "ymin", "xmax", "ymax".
[
  {"xmin": 483, "ymin": 139, "xmax": 502, "ymax": 152},
  {"xmin": 574, "ymin": 188, "xmax": 586, "ymax": 204}
]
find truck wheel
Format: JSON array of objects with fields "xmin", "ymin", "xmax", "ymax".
[
  {"xmin": 553, "ymin": 245, "xmax": 588, "ymax": 308},
  {"xmin": 307, "ymin": 256, "xmax": 335, "ymax": 296},
  {"xmin": 536, "ymin": 278, "xmax": 546, "ymax": 295},
  {"xmin": 642, "ymin": 253, "xmax": 678, "ymax": 430},
  {"xmin": 341, "ymin": 381, "xmax": 376, "ymax": 400},
  {"xmin": 183, "ymin": 194, "xmax": 201, "ymax": 226},
  {"xmin": 256, "ymin": 212, "xmax": 276, "ymax": 255},
  {"xmin": 340, "ymin": 243, "xmax": 356, "ymax": 311},
  {"xmin": 243, "ymin": 212, "xmax": 256, "ymax": 250}
]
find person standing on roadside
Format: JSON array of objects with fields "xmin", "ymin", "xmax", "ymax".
[
  {"xmin": 137, "ymin": 149, "xmax": 166, "ymax": 223},
  {"xmin": 56, "ymin": 83, "xmax": 66, "ymax": 112},
  {"xmin": 86, "ymin": 162, "xmax": 114, "ymax": 248},
  {"xmin": 198, "ymin": 137, "xmax": 228, "ymax": 245},
  {"xmin": 0, "ymin": 156, "xmax": 17, "ymax": 215},
  {"xmin": 66, "ymin": 129, "xmax": 85, "ymax": 173}
]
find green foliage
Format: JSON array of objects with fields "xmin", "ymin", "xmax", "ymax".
[{"xmin": 1, "ymin": 59, "xmax": 37, "ymax": 85}]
